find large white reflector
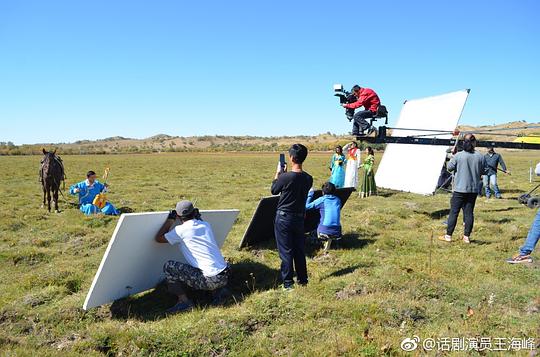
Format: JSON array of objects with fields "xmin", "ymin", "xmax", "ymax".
[
  {"xmin": 83, "ymin": 210, "xmax": 239, "ymax": 310},
  {"xmin": 375, "ymin": 89, "xmax": 469, "ymax": 195}
]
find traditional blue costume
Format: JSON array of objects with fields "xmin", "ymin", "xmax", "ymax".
[
  {"xmin": 329, "ymin": 153, "xmax": 346, "ymax": 188},
  {"xmin": 69, "ymin": 180, "xmax": 119, "ymax": 215}
]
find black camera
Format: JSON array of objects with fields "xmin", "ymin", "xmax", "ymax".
[{"xmin": 333, "ymin": 84, "xmax": 357, "ymax": 121}]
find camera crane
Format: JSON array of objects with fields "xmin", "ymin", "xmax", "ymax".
[
  {"xmin": 358, "ymin": 125, "xmax": 540, "ymax": 150},
  {"xmin": 333, "ymin": 84, "xmax": 540, "ymax": 150}
]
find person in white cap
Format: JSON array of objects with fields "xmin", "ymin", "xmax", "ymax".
[{"xmin": 155, "ymin": 200, "xmax": 230, "ymax": 313}]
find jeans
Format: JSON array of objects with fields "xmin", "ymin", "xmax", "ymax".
[
  {"xmin": 447, "ymin": 192, "xmax": 478, "ymax": 237},
  {"xmin": 274, "ymin": 210, "xmax": 308, "ymax": 287},
  {"xmin": 483, "ymin": 174, "xmax": 501, "ymax": 198},
  {"xmin": 520, "ymin": 208, "xmax": 540, "ymax": 255},
  {"xmin": 352, "ymin": 110, "xmax": 375, "ymax": 134}
]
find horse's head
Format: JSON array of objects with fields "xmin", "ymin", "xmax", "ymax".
[{"xmin": 41, "ymin": 148, "xmax": 59, "ymax": 175}]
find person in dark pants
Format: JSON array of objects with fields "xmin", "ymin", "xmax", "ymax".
[
  {"xmin": 483, "ymin": 147, "xmax": 509, "ymax": 198},
  {"xmin": 341, "ymin": 85, "xmax": 381, "ymax": 136},
  {"xmin": 271, "ymin": 144, "xmax": 313, "ymax": 290},
  {"xmin": 439, "ymin": 134, "xmax": 486, "ymax": 244}
]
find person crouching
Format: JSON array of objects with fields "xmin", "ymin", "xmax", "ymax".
[
  {"xmin": 155, "ymin": 200, "xmax": 230, "ymax": 313},
  {"xmin": 305, "ymin": 182, "xmax": 342, "ymax": 250}
]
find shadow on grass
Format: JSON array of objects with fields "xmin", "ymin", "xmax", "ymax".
[
  {"xmin": 64, "ymin": 201, "xmax": 79, "ymax": 209},
  {"xmin": 470, "ymin": 239, "xmax": 493, "ymax": 245},
  {"xmin": 416, "ymin": 209, "xmax": 450, "ymax": 220},
  {"xmin": 304, "ymin": 233, "xmax": 376, "ymax": 257},
  {"xmin": 485, "ymin": 207, "xmax": 519, "ymax": 212},
  {"xmin": 118, "ymin": 206, "xmax": 135, "ymax": 213},
  {"xmin": 323, "ymin": 262, "xmax": 374, "ymax": 279},
  {"xmin": 502, "ymin": 189, "xmax": 530, "ymax": 194},
  {"xmin": 337, "ymin": 233, "xmax": 377, "ymax": 250},
  {"xmin": 484, "ymin": 217, "xmax": 514, "ymax": 224},
  {"xmin": 110, "ymin": 260, "xmax": 278, "ymax": 321},
  {"xmin": 244, "ymin": 238, "xmax": 276, "ymax": 251},
  {"xmin": 377, "ymin": 190, "xmax": 398, "ymax": 198}
]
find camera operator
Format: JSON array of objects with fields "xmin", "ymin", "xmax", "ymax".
[
  {"xmin": 341, "ymin": 85, "xmax": 381, "ymax": 136},
  {"xmin": 155, "ymin": 200, "xmax": 230, "ymax": 313}
]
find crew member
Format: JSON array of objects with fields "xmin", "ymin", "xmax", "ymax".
[
  {"xmin": 506, "ymin": 166, "xmax": 538, "ymax": 264},
  {"xmin": 483, "ymin": 147, "xmax": 508, "ymax": 199},
  {"xmin": 271, "ymin": 144, "xmax": 313, "ymax": 290},
  {"xmin": 341, "ymin": 85, "xmax": 381, "ymax": 136},
  {"xmin": 439, "ymin": 134, "xmax": 486, "ymax": 244},
  {"xmin": 305, "ymin": 182, "xmax": 342, "ymax": 250},
  {"xmin": 155, "ymin": 200, "xmax": 230, "ymax": 313}
]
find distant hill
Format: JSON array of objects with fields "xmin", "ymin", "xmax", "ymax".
[
  {"xmin": 1, "ymin": 121, "xmax": 539, "ymax": 155},
  {"xmin": 0, "ymin": 132, "xmax": 358, "ymax": 155},
  {"xmin": 458, "ymin": 121, "xmax": 540, "ymax": 141}
]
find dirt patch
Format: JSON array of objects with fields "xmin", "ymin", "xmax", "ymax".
[
  {"xmin": 251, "ymin": 249, "xmax": 264, "ymax": 258},
  {"xmin": 335, "ymin": 282, "xmax": 367, "ymax": 300},
  {"xmin": 242, "ymin": 318, "xmax": 268, "ymax": 334},
  {"xmin": 526, "ymin": 298, "xmax": 540, "ymax": 314},
  {"xmin": 403, "ymin": 201, "xmax": 419, "ymax": 210},
  {"xmin": 52, "ymin": 333, "xmax": 83, "ymax": 350},
  {"xmin": 312, "ymin": 252, "xmax": 337, "ymax": 263}
]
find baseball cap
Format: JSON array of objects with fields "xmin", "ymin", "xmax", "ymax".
[{"xmin": 175, "ymin": 200, "xmax": 195, "ymax": 217}]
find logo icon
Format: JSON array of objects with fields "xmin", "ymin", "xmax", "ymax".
[{"xmin": 401, "ymin": 336, "xmax": 420, "ymax": 352}]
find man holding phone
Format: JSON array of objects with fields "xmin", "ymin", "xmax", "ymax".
[
  {"xmin": 155, "ymin": 200, "xmax": 230, "ymax": 313},
  {"xmin": 271, "ymin": 144, "xmax": 313, "ymax": 290}
]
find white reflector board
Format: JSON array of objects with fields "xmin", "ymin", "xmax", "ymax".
[
  {"xmin": 375, "ymin": 89, "xmax": 469, "ymax": 195},
  {"xmin": 83, "ymin": 210, "xmax": 239, "ymax": 310}
]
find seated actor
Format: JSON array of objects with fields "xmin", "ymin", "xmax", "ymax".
[
  {"xmin": 155, "ymin": 200, "xmax": 230, "ymax": 313},
  {"xmin": 305, "ymin": 182, "xmax": 342, "ymax": 248},
  {"xmin": 69, "ymin": 170, "xmax": 119, "ymax": 215}
]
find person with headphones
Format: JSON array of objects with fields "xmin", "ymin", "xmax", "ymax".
[{"xmin": 155, "ymin": 200, "xmax": 230, "ymax": 313}]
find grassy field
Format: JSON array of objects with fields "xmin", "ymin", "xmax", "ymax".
[{"xmin": 0, "ymin": 150, "xmax": 539, "ymax": 356}]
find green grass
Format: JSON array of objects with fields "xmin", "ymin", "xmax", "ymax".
[{"xmin": 0, "ymin": 151, "xmax": 539, "ymax": 356}]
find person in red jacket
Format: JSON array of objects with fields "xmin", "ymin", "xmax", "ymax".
[{"xmin": 342, "ymin": 85, "xmax": 381, "ymax": 136}]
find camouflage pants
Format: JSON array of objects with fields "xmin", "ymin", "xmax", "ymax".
[{"xmin": 163, "ymin": 260, "xmax": 229, "ymax": 291}]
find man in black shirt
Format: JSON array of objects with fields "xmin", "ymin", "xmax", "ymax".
[{"xmin": 271, "ymin": 144, "xmax": 313, "ymax": 290}]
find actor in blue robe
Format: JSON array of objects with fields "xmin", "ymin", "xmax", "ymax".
[
  {"xmin": 329, "ymin": 146, "xmax": 346, "ymax": 188},
  {"xmin": 69, "ymin": 170, "xmax": 119, "ymax": 215}
]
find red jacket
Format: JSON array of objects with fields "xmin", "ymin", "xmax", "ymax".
[{"xmin": 343, "ymin": 87, "xmax": 380, "ymax": 112}]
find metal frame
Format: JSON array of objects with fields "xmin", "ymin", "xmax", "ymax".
[{"xmin": 358, "ymin": 126, "xmax": 540, "ymax": 150}]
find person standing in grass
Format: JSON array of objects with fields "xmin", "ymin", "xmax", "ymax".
[
  {"xmin": 506, "ymin": 209, "xmax": 540, "ymax": 264},
  {"xmin": 343, "ymin": 141, "xmax": 361, "ymax": 189},
  {"xmin": 329, "ymin": 145, "xmax": 346, "ymax": 188},
  {"xmin": 439, "ymin": 134, "xmax": 486, "ymax": 244},
  {"xmin": 271, "ymin": 144, "xmax": 313, "ymax": 290},
  {"xmin": 155, "ymin": 200, "xmax": 230, "ymax": 313},
  {"xmin": 359, "ymin": 147, "xmax": 377, "ymax": 198},
  {"xmin": 506, "ymin": 163, "xmax": 540, "ymax": 264},
  {"xmin": 483, "ymin": 147, "xmax": 509, "ymax": 199}
]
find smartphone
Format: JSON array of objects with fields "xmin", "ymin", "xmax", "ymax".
[{"xmin": 279, "ymin": 153, "xmax": 286, "ymax": 172}]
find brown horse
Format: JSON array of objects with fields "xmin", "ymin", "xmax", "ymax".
[{"xmin": 40, "ymin": 149, "xmax": 65, "ymax": 212}]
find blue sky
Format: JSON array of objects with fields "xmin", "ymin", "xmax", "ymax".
[{"xmin": 1, "ymin": 0, "xmax": 539, "ymax": 144}]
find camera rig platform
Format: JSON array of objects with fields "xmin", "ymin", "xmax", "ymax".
[{"xmin": 357, "ymin": 125, "xmax": 540, "ymax": 150}]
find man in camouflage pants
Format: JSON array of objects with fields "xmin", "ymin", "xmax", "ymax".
[
  {"xmin": 155, "ymin": 200, "xmax": 230, "ymax": 314},
  {"xmin": 163, "ymin": 260, "xmax": 229, "ymax": 292}
]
